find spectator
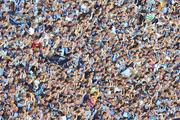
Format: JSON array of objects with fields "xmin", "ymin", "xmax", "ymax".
[{"xmin": 0, "ymin": 0, "xmax": 179, "ymax": 119}]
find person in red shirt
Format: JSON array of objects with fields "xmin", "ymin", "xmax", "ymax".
[{"xmin": 31, "ymin": 41, "xmax": 42, "ymax": 49}]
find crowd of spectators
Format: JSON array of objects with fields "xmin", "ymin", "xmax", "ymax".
[{"xmin": 0, "ymin": 0, "xmax": 179, "ymax": 119}]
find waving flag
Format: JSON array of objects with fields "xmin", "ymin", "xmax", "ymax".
[{"xmin": 146, "ymin": 14, "xmax": 155, "ymax": 21}]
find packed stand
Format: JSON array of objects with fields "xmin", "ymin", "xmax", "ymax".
[{"xmin": 0, "ymin": 0, "xmax": 179, "ymax": 119}]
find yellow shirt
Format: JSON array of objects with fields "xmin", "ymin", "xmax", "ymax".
[{"xmin": 158, "ymin": 1, "xmax": 166, "ymax": 10}]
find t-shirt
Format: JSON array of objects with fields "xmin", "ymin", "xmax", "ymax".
[{"xmin": 61, "ymin": 116, "xmax": 67, "ymax": 120}]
